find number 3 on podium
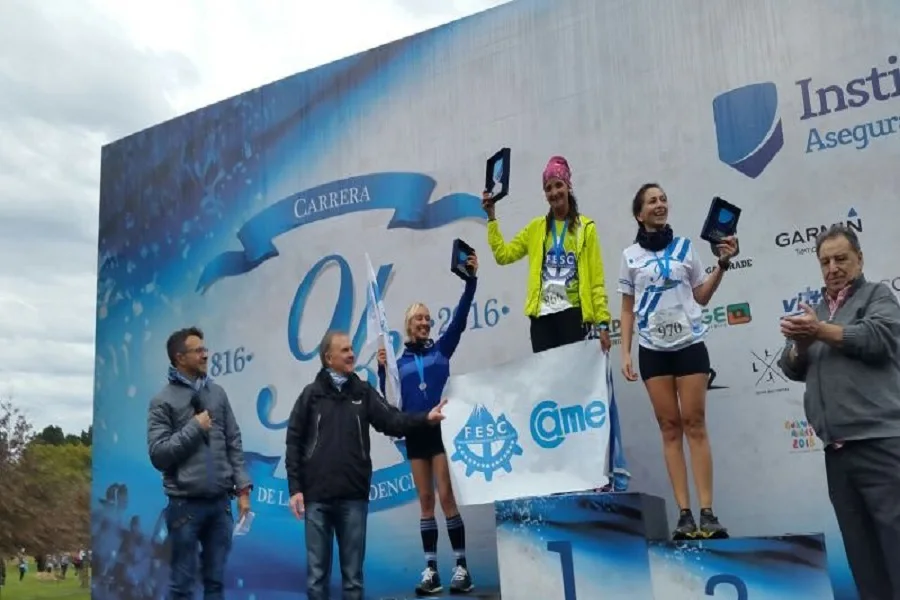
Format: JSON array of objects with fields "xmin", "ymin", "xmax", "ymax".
[{"xmin": 547, "ymin": 541, "xmax": 749, "ymax": 600}]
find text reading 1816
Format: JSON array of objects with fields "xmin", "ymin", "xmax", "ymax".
[{"xmin": 210, "ymin": 347, "xmax": 253, "ymax": 377}]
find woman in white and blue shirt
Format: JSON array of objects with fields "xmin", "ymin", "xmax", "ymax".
[{"xmin": 618, "ymin": 183, "xmax": 738, "ymax": 541}]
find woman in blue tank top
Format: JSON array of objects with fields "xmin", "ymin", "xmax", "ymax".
[{"xmin": 377, "ymin": 254, "xmax": 478, "ymax": 596}]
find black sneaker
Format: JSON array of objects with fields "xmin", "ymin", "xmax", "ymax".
[
  {"xmin": 698, "ymin": 510, "xmax": 729, "ymax": 539},
  {"xmin": 415, "ymin": 567, "xmax": 442, "ymax": 596},
  {"xmin": 672, "ymin": 510, "xmax": 698, "ymax": 540},
  {"xmin": 449, "ymin": 565, "xmax": 474, "ymax": 594}
]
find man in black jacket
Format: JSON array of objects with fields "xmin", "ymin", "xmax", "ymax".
[{"xmin": 286, "ymin": 330, "xmax": 447, "ymax": 600}]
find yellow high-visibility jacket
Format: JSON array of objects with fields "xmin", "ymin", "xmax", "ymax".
[{"xmin": 487, "ymin": 214, "xmax": 611, "ymax": 325}]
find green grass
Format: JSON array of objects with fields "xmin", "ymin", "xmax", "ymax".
[{"xmin": 0, "ymin": 561, "xmax": 90, "ymax": 600}]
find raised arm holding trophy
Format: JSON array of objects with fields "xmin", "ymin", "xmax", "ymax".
[
  {"xmin": 481, "ymin": 151, "xmax": 612, "ymax": 354},
  {"xmin": 377, "ymin": 242, "xmax": 479, "ymax": 596}
]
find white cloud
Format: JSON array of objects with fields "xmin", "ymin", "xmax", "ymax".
[{"xmin": 0, "ymin": 0, "xmax": 508, "ymax": 432}]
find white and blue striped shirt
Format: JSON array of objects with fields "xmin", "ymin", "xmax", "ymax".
[{"xmin": 618, "ymin": 237, "xmax": 708, "ymax": 351}]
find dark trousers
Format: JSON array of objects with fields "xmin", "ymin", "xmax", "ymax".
[
  {"xmin": 529, "ymin": 307, "xmax": 586, "ymax": 353},
  {"xmin": 826, "ymin": 437, "xmax": 900, "ymax": 599},
  {"xmin": 305, "ymin": 500, "xmax": 369, "ymax": 600},
  {"xmin": 166, "ymin": 496, "xmax": 233, "ymax": 600}
]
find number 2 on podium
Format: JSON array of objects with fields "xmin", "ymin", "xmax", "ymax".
[
  {"xmin": 547, "ymin": 541, "xmax": 749, "ymax": 600},
  {"xmin": 547, "ymin": 541, "xmax": 577, "ymax": 600},
  {"xmin": 706, "ymin": 574, "xmax": 748, "ymax": 600}
]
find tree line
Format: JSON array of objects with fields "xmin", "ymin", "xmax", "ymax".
[{"xmin": 0, "ymin": 399, "xmax": 91, "ymax": 557}]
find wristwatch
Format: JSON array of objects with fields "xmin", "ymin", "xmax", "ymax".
[{"xmin": 597, "ymin": 322, "xmax": 610, "ymax": 332}]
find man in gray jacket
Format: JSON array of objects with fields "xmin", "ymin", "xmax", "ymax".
[
  {"xmin": 779, "ymin": 225, "xmax": 900, "ymax": 600},
  {"xmin": 147, "ymin": 326, "xmax": 252, "ymax": 600}
]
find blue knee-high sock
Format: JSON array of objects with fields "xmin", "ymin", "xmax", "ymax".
[
  {"xmin": 446, "ymin": 514, "xmax": 466, "ymax": 567},
  {"xmin": 420, "ymin": 517, "xmax": 438, "ymax": 569}
]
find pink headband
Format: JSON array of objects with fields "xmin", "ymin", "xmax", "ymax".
[{"xmin": 542, "ymin": 156, "xmax": 571, "ymax": 188}]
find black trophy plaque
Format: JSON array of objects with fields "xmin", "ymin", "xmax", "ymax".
[
  {"xmin": 700, "ymin": 196, "xmax": 741, "ymax": 256},
  {"xmin": 451, "ymin": 238, "xmax": 476, "ymax": 281},
  {"xmin": 484, "ymin": 147, "xmax": 511, "ymax": 202}
]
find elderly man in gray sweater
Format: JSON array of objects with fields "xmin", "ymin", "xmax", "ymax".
[
  {"xmin": 147, "ymin": 326, "xmax": 252, "ymax": 600},
  {"xmin": 778, "ymin": 224, "xmax": 900, "ymax": 600}
]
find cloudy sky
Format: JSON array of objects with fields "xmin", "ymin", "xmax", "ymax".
[{"xmin": 0, "ymin": 0, "xmax": 508, "ymax": 434}]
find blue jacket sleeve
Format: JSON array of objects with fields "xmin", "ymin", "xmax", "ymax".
[{"xmin": 437, "ymin": 277, "xmax": 477, "ymax": 357}]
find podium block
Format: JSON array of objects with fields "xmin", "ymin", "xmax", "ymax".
[
  {"xmin": 648, "ymin": 534, "xmax": 834, "ymax": 599},
  {"xmin": 494, "ymin": 492, "xmax": 668, "ymax": 600}
]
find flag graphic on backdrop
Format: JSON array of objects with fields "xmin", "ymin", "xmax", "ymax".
[{"xmin": 364, "ymin": 253, "xmax": 402, "ymax": 409}]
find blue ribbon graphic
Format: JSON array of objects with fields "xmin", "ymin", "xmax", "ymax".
[
  {"xmin": 197, "ymin": 172, "xmax": 483, "ymax": 292},
  {"xmin": 244, "ymin": 439, "xmax": 417, "ymax": 515}
]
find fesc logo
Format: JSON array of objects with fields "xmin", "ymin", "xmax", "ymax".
[
  {"xmin": 529, "ymin": 399, "xmax": 608, "ymax": 449},
  {"xmin": 451, "ymin": 405, "xmax": 523, "ymax": 481}
]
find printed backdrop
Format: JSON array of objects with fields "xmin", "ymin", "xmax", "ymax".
[{"xmin": 91, "ymin": 0, "xmax": 900, "ymax": 598}]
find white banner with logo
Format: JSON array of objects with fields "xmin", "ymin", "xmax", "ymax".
[{"xmin": 441, "ymin": 341, "xmax": 611, "ymax": 506}]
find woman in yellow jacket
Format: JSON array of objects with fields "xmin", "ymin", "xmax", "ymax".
[{"xmin": 481, "ymin": 155, "xmax": 612, "ymax": 353}]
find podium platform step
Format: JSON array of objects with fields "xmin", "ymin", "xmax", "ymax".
[
  {"xmin": 376, "ymin": 593, "xmax": 501, "ymax": 600},
  {"xmin": 648, "ymin": 534, "xmax": 834, "ymax": 599},
  {"xmin": 494, "ymin": 492, "xmax": 668, "ymax": 600}
]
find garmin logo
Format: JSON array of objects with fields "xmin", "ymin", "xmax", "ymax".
[{"xmin": 775, "ymin": 209, "xmax": 862, "ymax": 254}]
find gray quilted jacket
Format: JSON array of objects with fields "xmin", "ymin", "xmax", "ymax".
[{"xmin": 146, "ymin": 380, "xmax": 252, "ymax": 498}]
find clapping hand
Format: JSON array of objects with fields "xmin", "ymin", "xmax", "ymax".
[
  {"xmin": 427, "ymin": 398, "xmax": 448, "ymax": 424},
  {"xmin": 780, "ymin": 303, "xmax": 820, "ymax": 343}
]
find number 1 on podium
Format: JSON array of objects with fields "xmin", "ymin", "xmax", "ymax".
[{"xmin": 547, "ymin": 541, "xmax": 577, "ymax": 600}]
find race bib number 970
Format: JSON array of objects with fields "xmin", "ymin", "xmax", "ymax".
[{"xmin": 648, "ymin": 307, "xmax": 692, "ymax": 347}]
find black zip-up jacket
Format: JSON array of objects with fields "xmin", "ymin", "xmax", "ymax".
[{"xmin": 285, "ymin": 368, "xmax": 432, "ymax": 502}]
